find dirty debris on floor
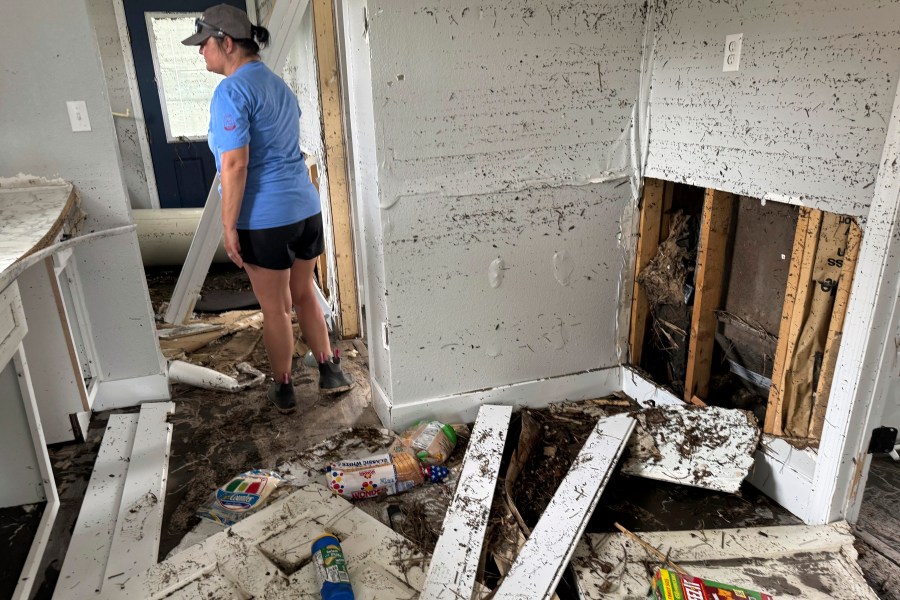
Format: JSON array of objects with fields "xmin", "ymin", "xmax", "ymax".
[
  {"xmin": 572, "ymin": 522, "xmax": 878, "ymax": 599},
  {"xmin": 22, "ymin": 267, "xmax": 893, "ymax": 599}
]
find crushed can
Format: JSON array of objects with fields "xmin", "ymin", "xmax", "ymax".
[{"xmin": 311, "ymin": 534, "xmax": 354, "ymax": 600}]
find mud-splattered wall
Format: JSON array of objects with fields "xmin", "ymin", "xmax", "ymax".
[
  {"xmin": 351, "ymin": 0, "xmax": 647, "ymax": 409},
  {"xmin": 645, "ymin": 0, "xmax": 900, "ymax": 218}
]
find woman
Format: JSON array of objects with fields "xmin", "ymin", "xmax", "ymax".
[{"xmin": 183, "ymin": 4, "xmax": 353, "ymax": 412}]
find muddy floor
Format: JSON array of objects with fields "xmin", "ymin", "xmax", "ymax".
[{"xmin": 9, "ymin": 264, "xmax": 900, "ymax": 599}]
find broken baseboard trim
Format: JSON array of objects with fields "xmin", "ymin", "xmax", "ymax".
[
  {"xmin": 377, "ymin": 366, "xmax": 620, "ymax": 430},
  {"xmin": 747, "ymin": 435, "xmax": 817, "ymax": 523},
  {"xmin": 620, "ymin": 365, "xmax": 684, "ymax": 407},
  {"xmin": 91, "ymin": 372, "xmax": 171, "ymax": 411}
]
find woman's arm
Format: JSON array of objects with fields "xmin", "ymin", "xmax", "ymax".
[{"xmin": 220, "ymin": 145, "xmax": 250, "ymax": 268}]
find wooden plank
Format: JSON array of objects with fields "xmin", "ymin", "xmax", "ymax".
[
  {"xmin": 684, "ymin": 189, "xmax": 734, "ymax": 403},
  {"xmin": 809, "ymin": 220, "xmax": 862, "ymax": 441},
  {"xmin": 659, "ymin": 180, "xmax": 675, "ymax": 244},
  {"xmin": 104, "ymin": 402, "xmax": 174, "ymax": 590},
  {"xmin": 492, "ymin": 414, "xmax": 636, "ymax": 600},
  {"xmin": 55, "ymin": 414, "xmax": 139, "ymax": 600},
  {"xmin": 313, "ymin": 0, "xmax": 359, "ymax": 339},
  {"xmin": 629, "ymin": 179, "xmax": 666, "ymax": 366},
  {"xmin": 764, "ymin": 208, "xmax": 822, "ymax": 435},
  {"xmin": 420, "ymin": 405, "xmax": 512, "ymax": 600}
]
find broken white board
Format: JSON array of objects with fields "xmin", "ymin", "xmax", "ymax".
[
  {"xmin": 571, "ymin": 521, "xmax": 878, "ymax": 599},
  {"xmin": 421, "ymin": 405, "xmax": 512, "ymax": 600},
  {"xmin": 493, "ymin": 413, "xmax": 636, "ymax": 600},
  {"xmin": 113, "ymin": 484, "xmax": 488, "ymax": 600},
  {"xmin": 621, "ymin": 404, "xmax": 760, "ymax": 493}
]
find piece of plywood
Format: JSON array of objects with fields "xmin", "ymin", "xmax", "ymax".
[
  {"xmin": 621, "ymin": 404, "xmax": 760, "ymax": 494},
  {"xmin": 421, "ymin": 405, "xmax": 511, "ymax": 600},
  {"xmin": 104, "ymin": 402, "xmax": 174, "ymax": 589},
  {"xmin": 572, "ymin": 522, "xmax": 878, "ymax": 599},
  {"xmin": 630, "ymin": 179, "xmax": 666, "ymax": 366},
  {"xmin": 765, "ymin": 208, "xmax": 822, "ymax": 435},
  {"xmin": 54, "ymin": 414, "xmax": 139, "ymax": 600},
  {"xmin": 492, "ymin": 414, "xmax": 636, "ymax": 600},
  {"xmin": 809, "ymin": 220, "xmax": 862, "ymax": 441},
  {"xmin": 684, "ymin": 189, "xmax": 734, "ymax": 403},
  {"xmin": 312, "ymin": 0, "xmax": 359, "ymax": 339}
]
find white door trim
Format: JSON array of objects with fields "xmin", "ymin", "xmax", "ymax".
[{"xmin": 112, "ymin": 0, "xmax": 161, "ymax": 209}]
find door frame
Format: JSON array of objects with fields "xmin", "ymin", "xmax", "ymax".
[{"xmin": 113, "ymin": 0, "xmax": 160, "ymax": 209}]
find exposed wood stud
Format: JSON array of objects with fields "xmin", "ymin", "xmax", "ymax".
[
  {"xmin": 809, "ymin": 221, "xmax": 862, "ymax": 440},
  {"xmin": 629, "ymin": 178, "xmax": 666, "ymax": 366},
  {"xmin": 684, "ymin": 189, "xmax": 734, "ymax": 403},
  {"xmin": 765, "ymin": 208, "xmax": 823, "ymax": 435},
  {"xmin": 313, "ymin": 0, "xmax": 359, "ymax": 339}
]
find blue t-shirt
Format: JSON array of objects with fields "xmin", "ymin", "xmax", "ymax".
[{"xmin": 208, "ymin": 61, "xmax": 320, "ymax": 230}]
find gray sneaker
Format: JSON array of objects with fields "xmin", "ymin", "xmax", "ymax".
[
  {"xmin": 319, "ymin": 358, "xmax": 354, "ymax": 394},
  {"xmin": 267, "ymin": 381, "xmax": 296, "ymax": 412}
]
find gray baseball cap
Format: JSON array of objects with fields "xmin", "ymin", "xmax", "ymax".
[{"xmin": 182, "ymin": 4, "xmax": 251, "ymax": 45}]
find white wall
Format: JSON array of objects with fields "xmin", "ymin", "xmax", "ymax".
[
  {"xmin": 349, "ymin": 0, "xmax": 646, "ymax": 415},
  {"xmin": 0, "ymin": 0, "xmax": 166, "ymax": 388},
  {"xmin": 645, "ymin": 0, "xmax": 900, "ymax": 218}
]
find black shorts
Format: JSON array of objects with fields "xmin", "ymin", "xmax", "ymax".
[{"xmin": 237, "ymin": 213, "xmax": 324, "ymax": 270}]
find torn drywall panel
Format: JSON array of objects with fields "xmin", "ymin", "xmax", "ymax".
[
  {"xmin": 645, "ymin": 0, "xmax": 900, "ymax": 217},
  {"xmin": 114, "ymin": 485, "xmax": 448, "ymax": 599},
  {"xmin": 621, "ymin": 404, "xmax": 761, "ymax": 493},
  {"xmin": 572, "ymin": 522, "xmax": 878, "ymax": 599},
  {"xmin": 354, "ymin": 0, "xmax": 647, "ymax": 412}
]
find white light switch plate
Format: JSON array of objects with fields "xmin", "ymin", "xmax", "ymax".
[
  {"xmin": 66, "ymin": 100, "xmax": 92, "ymax": 132},
  {"xmin": 723, "ymin": 33, "xmax": 743, "ymax": 72}
]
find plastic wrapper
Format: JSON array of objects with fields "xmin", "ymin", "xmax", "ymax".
[
  {"xmin": 326, "ymin": 452, "xmax": 449, "ymax": 500},
  {"xmin": 392, "ymin": 420, "xmax": 458, "ymax": 465},
  {"xmin": 196, "ymin": 469, "xmax": 284, "ymax": 526}
]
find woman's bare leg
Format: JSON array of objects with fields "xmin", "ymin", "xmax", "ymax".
[{"xmin": 244, "ymin": 264, "xmax": 293, "ymax": 381}]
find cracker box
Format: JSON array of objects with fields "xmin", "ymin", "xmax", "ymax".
[{"xmin": 651, "ymin": 568, "xmax": 774, "ymax": 600}]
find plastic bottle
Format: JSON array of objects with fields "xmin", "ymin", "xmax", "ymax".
[{"xmin": 311, "ymin": 534, "xmax": 354, "ymax": 600}]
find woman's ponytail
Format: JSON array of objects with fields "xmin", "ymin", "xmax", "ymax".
[{"xmin": 251, "ymin": 25, "xmax": 270, "ymax": 48}]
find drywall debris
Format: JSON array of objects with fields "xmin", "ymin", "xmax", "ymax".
[
  {"xmin": 572, "ymin": 522, "xmax": 879, "ymax": 599},
  {"xmin": 621, "ymin": 404, "xmax": 761, "ymax": 493}
]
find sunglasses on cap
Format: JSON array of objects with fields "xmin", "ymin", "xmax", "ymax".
[{"xmin": 194, "ymin": 18, "xmax": 226, "ymax": 38}]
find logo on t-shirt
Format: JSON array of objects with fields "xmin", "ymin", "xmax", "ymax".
[{"xmin": 223, "ymin": 114, "xmax": 237, "ymax": 131}]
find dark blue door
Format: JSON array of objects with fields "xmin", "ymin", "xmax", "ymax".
[{"xmin": 125, "ymin": 0, "xmax": 245, "ymax": 208}]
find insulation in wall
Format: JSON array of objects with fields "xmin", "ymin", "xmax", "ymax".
[{"xmin": 645, "ymin": 0, "xmax": 900, "ymax": 218}]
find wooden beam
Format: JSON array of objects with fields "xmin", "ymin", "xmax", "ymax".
[
  {"xmin": 765, "ymin": 208, "xmax": 822, "ymax": 435},
  {"xmin": 312, "ymin": 0, "xmax": 359, "ymax": 339},
  {"xmin": 809, "ymin": 220, "xmax": 862, "ymax": 441},
  {"xmin": 684, "ymin": 189, "xmax": 734, "ymax": 403},
  {"xmin": 492, "ymin": 414, "xmax": 636, "ymax": 600},
  {"xmin": 629, "ymin": 179, "xmax": 666, "ymax": 366},
  {"xmin": 420, "ymin": 405, "xmax": 511, "ymax": 600}
]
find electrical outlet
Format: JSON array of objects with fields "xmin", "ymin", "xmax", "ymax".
[
  {"xmin": 66, "ymin": 101, "xmax": 92, "ymax": 132},
  {"xmin": 723, "ymin": 33, "xmax": 743, "ymax": 72}
]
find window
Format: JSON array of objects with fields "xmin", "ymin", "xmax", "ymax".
[{"xmin": 146, "ymin": 13, "xmax": 222, "ymax": 142}]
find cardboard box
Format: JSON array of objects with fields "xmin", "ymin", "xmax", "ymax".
[{"xmin": 652, "ymin": 568, "xmax": 774, "ymax": 600}]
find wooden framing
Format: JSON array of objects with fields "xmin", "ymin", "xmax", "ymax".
[
  {"xmin": 629, "ymin": 179, "xmax": 666, "ymax": 366},
  {"xmin": 809, "ymin": 221, "xmax": 862, "ymax": 440},
  {"xmin": 684, "ymin": 189, "xmax": 734, "ymax": 403},
  {"xmin": 764, "ymin": 208, "xmax": 823, "ymax": 435},
  {"xmin": 312, "ymin": 0, "xmax": 360, "ymax": 339}
]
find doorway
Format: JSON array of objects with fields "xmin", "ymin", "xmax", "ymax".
[{"xmin": 124, "ymin": 0, "xmax": 245, "ymax": 208}]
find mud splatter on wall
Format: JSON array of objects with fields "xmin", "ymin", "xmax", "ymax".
[
  {"xmin": 645, "ymin": 0, "xmax": 900, "ymax": 217},
  {"xmin": 350, "ymin": 0, "xmax": 647, "ymax": 407}
]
